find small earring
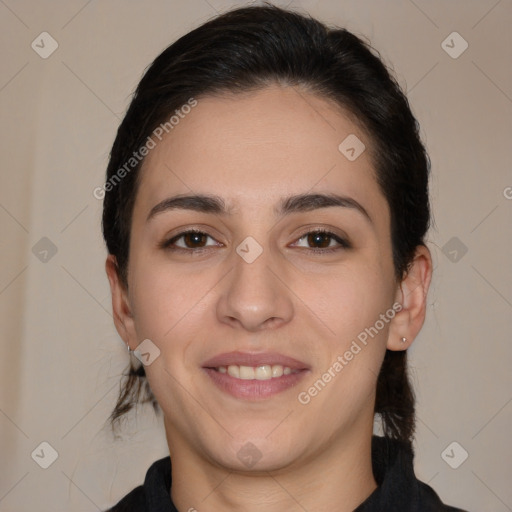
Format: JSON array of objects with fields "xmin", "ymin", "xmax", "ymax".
[
  {"xmin": 400, "ymin": 337, "xmax": 407, "ymax": 344},
  {"xmin": 127, "ymin": 343, "xmax": 132, "ymax": 353}
]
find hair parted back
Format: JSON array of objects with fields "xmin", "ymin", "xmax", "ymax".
[{"xmin": 102, "ymin": 4, "xmax": 430, "ymax": 448}]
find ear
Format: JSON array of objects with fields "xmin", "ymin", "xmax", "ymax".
[
  {"xmin": 105, "ymin": 254, "xmax": 137, "ymax": 349},
  {"xmin": 387, "ymin": 245, "xmax": 433, "ymax": 351}
]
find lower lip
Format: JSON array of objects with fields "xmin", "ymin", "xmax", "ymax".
[{"xmin": 203, "ymin": 368, "xmax": 309, "ymax": 400}]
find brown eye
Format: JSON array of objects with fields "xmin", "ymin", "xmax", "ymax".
[
  {"xmin": 307, "ymin": 232, "xmax": 332, "ymax": 248},
  {"xmin": 292, "ymin": 230, "xmax": 350, "ymax": 251},
  {"xmin": 181, "ymin": 232, "xmax": 208, "ymax": 248},
  {"xmin": 162, "ymin": 230, "xmax": 220, "ymax": 251}
]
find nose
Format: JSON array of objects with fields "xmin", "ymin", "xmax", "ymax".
[{"xmin": 216, "ymin": 243, "xmax": 294, "ymax": 332}]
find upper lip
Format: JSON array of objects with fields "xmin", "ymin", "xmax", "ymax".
[{"xmin": 202, "ymin": 351, "xmax": 310, "ymax": 370}]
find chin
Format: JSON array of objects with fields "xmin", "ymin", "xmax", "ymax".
[{"xmin": 203, "ymin": 432, "xmax": 306, "ymax": 473}]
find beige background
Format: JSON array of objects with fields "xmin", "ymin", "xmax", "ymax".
[{"xmin": 1, "ymin": 0, "xmax": 511, "ymax": 510}]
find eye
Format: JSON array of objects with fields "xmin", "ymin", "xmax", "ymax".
[
  {"xmin": 291, "ymin": 230, "xmax": 350, "ymax": 252},
  {"xmin": 161, "ymin": 230, "xmax": 221, "ymax": 251},
  {"xmin": 160, "ymin": 228, "xmax": 349, "ymax": 253}
]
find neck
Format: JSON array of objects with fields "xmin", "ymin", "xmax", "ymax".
[{"xmin": 168, "ymin": 424, "xmax": 377, "ymax": 512}]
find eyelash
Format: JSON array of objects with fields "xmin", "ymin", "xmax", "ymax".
[{"xmin": 159, "ymin": 228, "xmax": 351, "ymax": 254}]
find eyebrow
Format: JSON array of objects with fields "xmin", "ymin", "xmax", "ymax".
[{"xmin": 146, "ymin": 193, "xmax": 372, "ymax": 224}]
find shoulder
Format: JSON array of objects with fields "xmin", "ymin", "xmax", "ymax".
[
  {"xmin": 104, "ymin": 485, "xmax": 146, "ymax": 512},
  {"xmin": 416, "ymin": 480, "xmax": 468, "ymax": 512},
  {"xmin": 358, "ymin": 436, "xmax": 469, "ymax": 512},
  {"xmin": 103, "ymin": 456, "xmax": 172, "ymax": 512}
]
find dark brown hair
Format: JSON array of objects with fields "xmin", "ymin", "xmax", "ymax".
[{"xmin": 102, "ymin": 4, "xmax": 430, "ymax": 447}]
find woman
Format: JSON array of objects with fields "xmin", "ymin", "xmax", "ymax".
[{"xmin": 101, "ymin": 5, "xmax": 468, "ymax": 511}]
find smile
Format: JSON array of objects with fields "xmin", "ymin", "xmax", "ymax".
[
  {"xmin": 202, "ymin": 351, "xmax": 310, "ymax": 399},
  {"xmin": 215, "ymin": 364, "xmax": 299, "ymax": 380}
]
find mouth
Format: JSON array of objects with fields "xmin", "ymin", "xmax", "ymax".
[{"xmin": 202, "ymin": 351, "xmax": 310, "ymax": 400}]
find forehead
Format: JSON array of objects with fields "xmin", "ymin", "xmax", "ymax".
[{"xmin": 134, "ymin": 85, "xmax": 388, "ymax": 224}]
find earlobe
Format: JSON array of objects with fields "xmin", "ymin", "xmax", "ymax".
[
  {"xmin": 105, "ymin": 254, "xmax": 136, "ymax": 347},
  {"xmin": 387, "ymin": 245, "xmax": 433, "ymax": 351}
]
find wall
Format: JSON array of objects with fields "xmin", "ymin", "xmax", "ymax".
[{"xmin": 0, "ymin": 1, "xmax": 510, "ymax": 510}]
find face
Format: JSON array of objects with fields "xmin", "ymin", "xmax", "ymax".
[{"xmin": 112, "ymin": 85, "xmax": 409, "ymax": 472}]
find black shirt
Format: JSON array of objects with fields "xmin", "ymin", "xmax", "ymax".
[{"xmin": 106, "ymin": 436, "xmax": 468, "ymax": 511}]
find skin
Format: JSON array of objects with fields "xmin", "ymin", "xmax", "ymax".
[{"xmin": 106, "ymin": 84, "xmax": 432, "ymax": 512}]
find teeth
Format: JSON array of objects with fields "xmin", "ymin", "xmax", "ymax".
[
  {"xmin": 239, "ymin": 365, "xmax": 255, "ymax": 380},
  {"xmin": 218, "ymin": 364, "xmax": 296, "ymax": 380},
  {"xmin": 271, "ymin": 365, "xmax": 283, "ymax": 377},
  {"xmin": 255, "ymin": 365, "xmax": 271, "ymax": 380},
  {"xmin": 227, "ymin": 365, "xmax": 239, "ymax": 378}
]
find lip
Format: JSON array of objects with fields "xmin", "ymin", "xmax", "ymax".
[
  {"xmin": 202, "ymin": 351, "xmax": 310, "ymax": 370},
  {"xmin": 202, "ymin": 351, "xmax": 310, "ymax": 400},
  {"xmin": 203, "ymin": 368, "xmax": 309, "ymax": 400}
]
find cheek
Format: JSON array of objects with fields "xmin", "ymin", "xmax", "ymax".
[
  {"xmin": 294, "ymin": 266, "xmax": 391, "ymax": 425},
  {"xmin": 292, "ymin": 260, "xmax": 393, "ymax": 410},
  {"xmin": 128, "ymin": 264, "xmax": 209, "ymax": 408},
  {"xmin": 293, "ymin": 260, "xmax": 394, "ymax": 346},
  {"xmin": 129, "ymin": 255, "xmax": 208, "ymax": 341},
  {"xmin": 127, "ymin": 259, "xmax": 224, "ymax": 397}
]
